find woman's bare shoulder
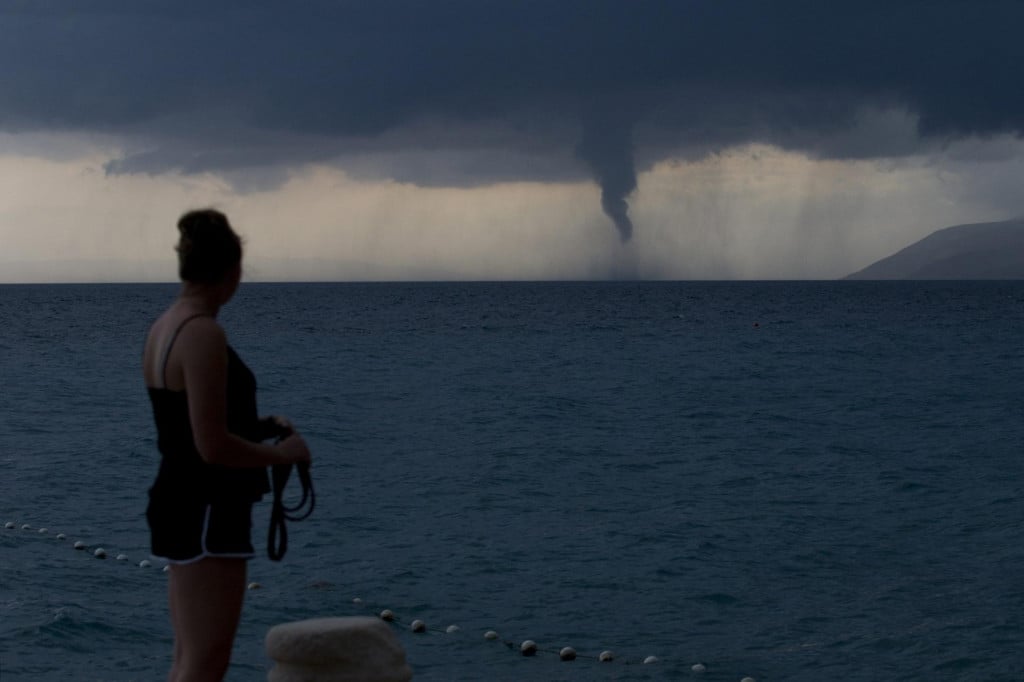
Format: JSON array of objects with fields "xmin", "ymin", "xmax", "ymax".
[
  {"xmin": 147, "ymin": 309, "xmax": 222, "ymax": 345},
  {"xmin": 172, "ymin": 314, "xmax": 226, "ymax": 350},
  {"xmin": 144, "ymin": 311, "xmax": 225, "ymax": 375}
]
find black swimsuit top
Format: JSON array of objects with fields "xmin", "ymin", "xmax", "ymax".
[{"xmin": 148, "ymin": 314, "xmax": 270, "ymax": 502}]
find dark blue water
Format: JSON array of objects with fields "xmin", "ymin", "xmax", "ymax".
[{"xmin": 1, "ymin": 281, "xmax": 1022, "ymax": 681}]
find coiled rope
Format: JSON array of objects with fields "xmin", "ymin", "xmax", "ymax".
[{"xmin": 267, "ymin": 461, "xmax": 315, "ymax": 561}]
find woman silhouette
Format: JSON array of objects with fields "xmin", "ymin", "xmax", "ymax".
[{"xmin": 142, "ymin": 209, "xmax": 311, "ymax": 681}]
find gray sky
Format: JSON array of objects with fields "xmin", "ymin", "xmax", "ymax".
[{"xmin": 1, "ymin": 1, "xmax": 1022, "ymax": 281}]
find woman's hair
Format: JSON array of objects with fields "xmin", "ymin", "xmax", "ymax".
[{"xmin": 175, "ymin": 209, "xmax": 242, "ymax": 283}]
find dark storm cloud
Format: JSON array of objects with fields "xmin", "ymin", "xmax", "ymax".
[{"xmin": 2, "ymin": 1, "xmax": 1023, "ymax": 235}]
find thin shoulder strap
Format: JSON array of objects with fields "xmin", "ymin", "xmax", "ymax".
[{"xmin": 159, "ymin": 314, "xmax": 209, "ymax": 388}]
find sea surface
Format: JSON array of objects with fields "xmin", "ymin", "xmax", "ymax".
[{"xmin": 1, "ymin": 281, "xmax": 1022, "ymax": 681}]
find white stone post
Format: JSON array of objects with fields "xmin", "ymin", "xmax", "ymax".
[{"xmin": 266, "ymin": 616, "xmax": 414, "ymax": 681}]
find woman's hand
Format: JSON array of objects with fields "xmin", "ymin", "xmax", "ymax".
[
  {"xmin": 278, "ymin": 432, "xmax": 312, "ymax": 465},
  {"xmin": 263, "ymin": 415, "xmax": 295, "ymax": 438}
]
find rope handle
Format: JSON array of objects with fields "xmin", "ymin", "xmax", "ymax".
[
  {"xmin": 267, "ymin": 461, "xmax": 315, "ymax": 561},
  {"xmin": 264, "ymin": 419, "xmax": 316, "ymax": 561}
]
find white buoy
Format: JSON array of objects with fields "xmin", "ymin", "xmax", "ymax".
[
  {"xmin": 741, "ymin": 677, "xmax": 756, "ymax": 682},
  {"xmin": 22, "ymin": 524, "xmax": 32, "ymax": 530},
  {"xmin": 73, "ymin": 541, "xmax": 86, "ymax": 550},
  {"xmin": 139, "ymin": 559, "xmax": 152, "ymax": 568},
  {"xmin": 445, "ymin": 625, "xmax": 460, "ymax": 634},
  {"xmin": 116, "ymin": 554, "xmax": 128, "ymax": 561},
  {"xmin": 692, "ymin": 662, "xmax": 707, "ymax": 673},
  {"xmin": 520, "ymin": 640, "xmax": 537, "ymax": 656},
  {"xmin": 4, "ymin": 522, "xmax": 14, "ymax": 529},
  {"xmin": 352, "ymin": 597, "xmax": 363, "ymax": 605},
  {"xmin": 56, "ymin": 533, "xmax": 66, "ymax": 540},
  {"xmin": 379, "ymin": 609, "xmax": 394, "ymax": 622},
  {"xmin": 643, "ymin": 655, "xmax": 659, "ymax": 664},
  {"xmin": 484, "ymin": 630, "xmax": 499, "ymax": 640},
  {"xmin": 410, "ymin": 620, "xmax": 426, "ymax": 633},
  {"xmin": 162, "ymin": 565, "xmax": 170, "ymax": 572},
  {"xmin": 93, "ymin": 548, "xmax": 107, "ymax": 559},
  {"xmin": 247, "ymin": 582, "xmax": 262, "ymax": 590},
  {"xmin": 599, "ymin": 650, "xmax": 614, "ymax": 662},
  {"xmin": 38, "ymin": 528, "xmax": 48, "ymax": 534},
  {"xmin": 559, "ymin": 646, "xmax": 577, "ymax": 661}
]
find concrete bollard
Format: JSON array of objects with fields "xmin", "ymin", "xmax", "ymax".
[{"xmin": 266, "ymin": 616, "xmax": 413, "ymax": 682}]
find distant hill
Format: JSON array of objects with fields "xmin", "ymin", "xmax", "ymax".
[{"xmin": 845, "ymin": 218, "xmax": 1024, "ymax": 280}]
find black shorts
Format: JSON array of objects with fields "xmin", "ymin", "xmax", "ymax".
[{"xmin": 147, "ymin": 488, "xmax": 256, "ymax": 563}]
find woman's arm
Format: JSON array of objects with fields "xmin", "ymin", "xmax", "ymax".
[{"xmin": 179, "ymin": 318, "xmax": 309, "ymax": 467}]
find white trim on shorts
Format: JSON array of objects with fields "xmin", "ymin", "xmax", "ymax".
[{"xmin": 152, "ymin": 504, "xmax": 256, "ymax": 565}]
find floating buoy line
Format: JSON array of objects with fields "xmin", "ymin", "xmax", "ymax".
[
  {"xmin": 4, "ymin": 518, "xmax": 762, "ymax": 679},
  {"xmin": 4, "ymin": 520, "xmax": 170, "ymax": 571},
  {"xmin": 369, "ymin": 601, "xmax": 670, "ymax": 667}
]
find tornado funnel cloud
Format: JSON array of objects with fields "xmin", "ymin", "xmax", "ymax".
[
  {"xmin": 601, "ymin": 190, "xmax": 634, "ymax": 242},
  {"xmin": 577, "ymin": 116, "xmax": 638, "ymax": 242}
]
